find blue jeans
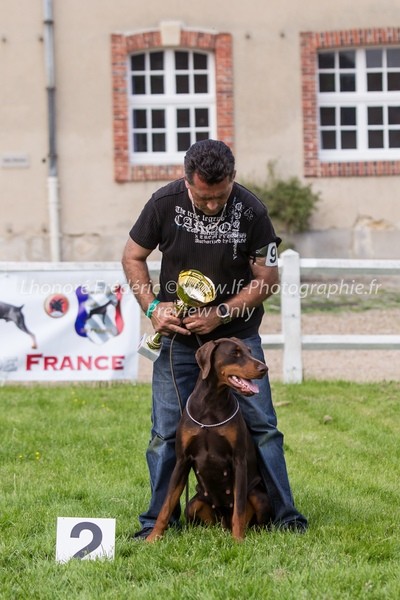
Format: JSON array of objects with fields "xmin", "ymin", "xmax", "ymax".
[{"xmin": 138, "ymin": 334, "xmax": 307, "ymax": 530}]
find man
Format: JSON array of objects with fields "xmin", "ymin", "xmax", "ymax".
[{"xmin": 122, "ymin": 139, "xmax": 307, "ymax": 539}]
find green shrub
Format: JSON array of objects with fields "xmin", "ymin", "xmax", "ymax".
[{"xmin": 241, "ymin": 162, "xmax": 320, "ymax": 233}]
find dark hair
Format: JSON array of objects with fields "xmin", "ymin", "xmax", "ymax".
[{"xmin": 184, "ymin": 139, "xmax": 235, "ymax": 184}]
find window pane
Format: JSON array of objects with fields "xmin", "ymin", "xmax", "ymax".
[
  {"xmin": 176, "ymin": 75, "xmax": 189, "ymax": 94},
  {"xmin": 368, "ymin": 107, "xmax": 383, "ymax": 125},
  {"xmin": 177, "ymin": 132, "xmax": 191, "ymax": 151},
  {"xmin": 387, "ymin": 49, "xmax": 400, "ymax": 68},
  {"xmin": 341, "ymin": 107, "xmax": 356, "ymax": 126},
  {"xmin": 193, "ymin": 53, "xmax": 208, "ymax": 70},
  {"xmin": 151, "ymin": 110, "xmax": 165, "ymax": 128},
  {"xmin": 194, "ymin": 74, "xmax": 208, "ymax": 93},
  {"xmin": 133, "ymin": 109, "xmax": 146, "ymax": 128},
  {"xmin": 319, "ymin": 73, "xmax": 335, "ymax": 92},
  {"xmin": 316, "ymin": 47, "xmax": 400, "ymax": 157},
  {"xmin": 388, "ymin": 72, "xmax": 400, "ymax": 91},
  {"xmin": 341, "ymin": 130, "xmax": 357, "ymax": 149},
  {"xmin": 195, "ymin": 108, "xmax": 209, "ymax": 127},
  {"xmin": 388, "ymin": 106, "xmax": 400, "ymax": 124},
  {"xmin": 134, "ymin": 133, "xmax": 147, "ymax": 152},
  {"xmin": 339, "ymin": 51, "xmax": 355, "ymax": 69},
  {"xmin": 367, "ymin": 73, "xmax": 383, "ymax": 91},
  {"xmin": 132, "ymin": 75, "xmax": 146, "ymax": 95},
  {"xmin": 150, "ymin": 75, "xmax": 164, "ymax": 94},
  {"xmin": 320, "ymin": 107, "xmax": 335, "ymax": 125},
  {"xmin": 368, "ymin": 130, "xmax": 384, "ymax": 148},
  {"xmin": 318, "ymin": 52, "xmax": 335, "ymax": 69},
  {"xmin": 321, "ymin": 131, "xmax": 336, "ymax": 149},
  {"xmin": 340, "ymin": 74, "xmax": 356, "ymax": 92},
  {"xmin": 366, "ymin": 49, "xmax": 382, "ymax": 68},
  {"xmin": 175, "ymin": 51, "xmax": 189, "ymax": 70},
  {"xmin": 152, "ymin": 133, "xmax": 166, "ymax": 152},
  {"xmin": 389, "ymin": 130, "xmax": 400, "ymax": 147},
  {"xmin": 131, "ymin": 54, "xmax": 145, "ymax": 71},
  {"xmin": 150, "ymin": 52, "xmax": 164, "ymax": 70},
  {"xmin": 196, "ymin": 131, "xmax": 209, "ymax": 141},
  {"xmin": 129, "ymin": 48, "xmax": 214, "ymax": 159},
  {"xmin": 177, "ymin": 109, "xmax": 190, "ymax": 128}
]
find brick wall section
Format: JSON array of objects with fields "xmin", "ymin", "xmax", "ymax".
[
  {"xmin": 111, "ymin": 33, "xmax": 130, "ymax": 182},
  {"xmin": 215, "ymin": 34, "xmax": 234, "ymax": 147},
  {"xmin": 301, "ymin": 28, "xmax": 400, "ymax": 177},
  {"xmin": 111, "ymin": 29, "xmax": 233, "ymax": 182}
]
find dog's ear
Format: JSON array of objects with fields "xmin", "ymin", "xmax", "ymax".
[{"xmin": 195, "ymin": 341, "xmax": 218, "ymax": 379}]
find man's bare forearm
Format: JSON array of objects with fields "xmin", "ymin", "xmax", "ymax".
[
  {"xmin": 124, "ymin": 261, "xmax": 155, "ymax": 312},
  {"xmin": 222, "ymin": 262, "xmax": 279, "ymax": 313},
  {"xmin": 121, "ymin": 239, "xmax": 155, "ymax": 313},
  {"xmin": 224, "ymin": 274, "xmax": 278, "ymax": 312}
]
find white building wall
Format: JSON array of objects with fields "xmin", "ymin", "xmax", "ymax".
[{"xmin": 1, "ymin": 0, "xmax": 399, "ymax": 260}]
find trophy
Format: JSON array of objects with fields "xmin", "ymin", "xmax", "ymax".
[{"xmin": 137, "ymin": 269, "xmax": 216, "ymax": 361}]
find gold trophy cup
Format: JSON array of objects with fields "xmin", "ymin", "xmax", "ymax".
[{"xmin": 137, "ymin": 269, "xmax": 216, "ymax": 361}]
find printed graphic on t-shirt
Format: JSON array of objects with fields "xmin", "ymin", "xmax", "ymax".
[{"xmin": 174, "ymin": 198, "xmax": 251, "ymax": 260}]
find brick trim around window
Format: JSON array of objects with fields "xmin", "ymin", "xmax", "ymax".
[
  {"xmin": 301, "ymin": 27, "xmax": 400, "ymax": 177},
  {"xmin": 111, "ymin": 29, "xmax": 233, "ymax": 182}
]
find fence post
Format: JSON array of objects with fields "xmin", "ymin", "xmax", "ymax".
[{"xmin": 280, "ymin": 249, "xmax": 303, "ymax": 383}]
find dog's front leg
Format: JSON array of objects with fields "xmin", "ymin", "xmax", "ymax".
[
  {"xmin": 146, "ymin": 457, "xmax": 191, "ymax": 542},
  {"xmin": 231, "ymin": 457, "xmax": 248, "ymax": 541}
]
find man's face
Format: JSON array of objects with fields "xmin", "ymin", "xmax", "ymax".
[{"xmin": 185, "ymin": 172, "xmax": 235, "ymax": 216}]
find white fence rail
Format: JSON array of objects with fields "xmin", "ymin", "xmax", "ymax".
[
  {"xmin": 150, "ymin": 250, "xmax": 400, "ymax": 383},
  {"xmin": 261, "ymin": 250, "xmax": 400, "ymax": 383},
  {"xmin": 2, "ymin": 255, "xmax": 397, "ymax": 383}
]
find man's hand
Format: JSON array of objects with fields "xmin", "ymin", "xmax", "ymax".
[
  {"xmin": 182, "ymin": 306, "xmax": 221, "ymax": 335},
  {"xmin": 151, "ymin": 302, "xmax": 191, "ymax": 337}
]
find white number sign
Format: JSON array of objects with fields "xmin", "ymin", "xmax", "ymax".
[
  {"xmin": 265, "ymin": 242, "xmax": 278, "ymax": 266},
  {"xmin": 55, "ymin": 517, "xmax": 116, "ymax": 563}
]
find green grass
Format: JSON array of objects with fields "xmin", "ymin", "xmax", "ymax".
[{"xmin": 1, "ymin": 382, "xmax": 400, "ymax": 599}]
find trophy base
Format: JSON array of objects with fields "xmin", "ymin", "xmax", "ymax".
[{"xmin": 137, "ymin": 334, "xmax": 161, "ymax": 362}]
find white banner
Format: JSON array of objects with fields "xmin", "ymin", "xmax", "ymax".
[{"xmin": 0, "ymin": 264, "xmax": 139, "ymax": 382}]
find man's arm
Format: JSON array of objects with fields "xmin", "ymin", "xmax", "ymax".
[
  {"xmin": 182, "ymin": 257, "xmax": 279, "ymax": 335},
  {"xmin": 121, "ymin": 238, "xmax": 190, "ymax": 337},
  {"xmin": 226, "ymin": 256, "xmax": 279, "ymax": 308},
  {"xmin": 121, "ymin": 238, "xmax": 154, "ymax": 313}
]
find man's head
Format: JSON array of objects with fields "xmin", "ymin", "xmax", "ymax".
[
  {"xmin": 184, "ymin": 140, "xmax": 236, "ymax": 215},
  {"xmin": 184, "ymin": 139, "xmax": 236, "ymax": 185}
]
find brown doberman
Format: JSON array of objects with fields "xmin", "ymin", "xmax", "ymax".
[{"xmin": 146, "ymin": 337, "xmax": 273, "ymax": 542}]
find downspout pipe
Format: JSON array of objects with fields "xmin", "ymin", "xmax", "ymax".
[{"xmin": 43, "ymin": 0, "xmax": 61, "ymax": 261}]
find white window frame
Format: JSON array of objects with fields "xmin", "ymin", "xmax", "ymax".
[
  {"xmin": 318, "ymin": 47, "xmax": 400, "ymax": 162},
  {"xmin": 128, "ymin": 49, "xmax": 216, "ymax": 165}
]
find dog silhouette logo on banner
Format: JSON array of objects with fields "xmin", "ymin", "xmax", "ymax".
[
  {"xmin": 0, "ymin": 301, "xmax": 37, "ymax": 349},
  {"xmin": 74, "ymin": 282, "xmax": 124, "ymax": 345}
]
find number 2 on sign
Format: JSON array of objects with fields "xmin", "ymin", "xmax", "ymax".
[
  {"xmin": 71, "ymin": 521, "xmax": 103, "ymax": 559},
  {"xmin": 55, "ymin": 517, "xmax": 116, "ymax": 563}
]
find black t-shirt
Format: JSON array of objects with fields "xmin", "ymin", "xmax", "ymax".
[{"xmin": 130, "ymin": 178, "xmax": 281, "ymax": 345}]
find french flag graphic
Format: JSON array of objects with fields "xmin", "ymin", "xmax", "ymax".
[{"xmin": 75, "ymin": 284, "xmax": 124, "ymax": 345}]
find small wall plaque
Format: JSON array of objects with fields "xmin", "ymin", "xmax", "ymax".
[{"xmin": 1, "ymin": 154, "xmax": 30, "ymax": 168}]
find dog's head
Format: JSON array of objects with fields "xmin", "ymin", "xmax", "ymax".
[{"xmin": 195, "ymin": 337, "xmax": 268, "ymax": 396}]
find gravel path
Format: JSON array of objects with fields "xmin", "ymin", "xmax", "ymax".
[
  {"xmin": 137, "ymin": 308, "xmax": 400, "ymax": 383},
  {"xmin": 263, "ymin": 307, "xmax": 400, "ymax": 382}
]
